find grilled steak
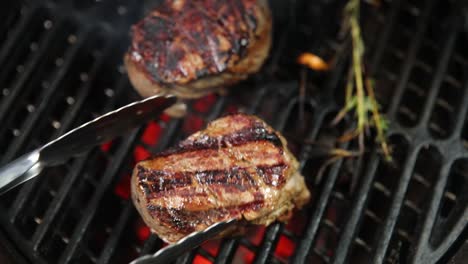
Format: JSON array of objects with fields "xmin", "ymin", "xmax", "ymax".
[
  {"xmin": 131, "ymin": 114, "xmax": 311, "ymax": 243},
  {"xmin": 125, "ymin": 0, "xmax": 272, "ymax": 99}
]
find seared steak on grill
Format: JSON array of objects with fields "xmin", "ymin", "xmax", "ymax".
[
  {"xmin": 131, "ymin": 114, "xmax": 311, "ymax": 243},
  {"xmin": 125, "ymin": 0, "xmax": 272, "ymax": 99}
]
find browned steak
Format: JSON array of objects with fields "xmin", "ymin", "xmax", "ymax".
[
  {"xmin": 131, "ymin": 114, "xmax": 311, "ymax": 243},
  {"xmin": 125, "ymin": 0, "xmax": 272, "ymax": 99}
]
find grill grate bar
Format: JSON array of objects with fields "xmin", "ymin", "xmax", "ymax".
[
  {"xmin": 138, "ymin": 222, "xmax": 163, "ymax": 252},
  {"xmin": 290, "ymin": 37, "xmax": 351, "ymax": 263},
  {"xmin": 0, "ymin": 5, "xmax": 38, "ymax": 67},
  {"xmin": 323, "ymin": 0, "xmax": 408, "ymax": 261},
  {"xmin": 372, "ymin": 147, "xmax": 420, "ymax": 263},
  {"xmin": 412, "ymin": 74, "xmax": 468, "ymax": 262},
  {"xmin": 331, "ymin": 154, "xmax": 380, "ymax": 264},
  {"xmin": 386, "ymin": 0, "xmax": 436, "ymax": 118},
  {"xmin": 253, "ymin": 223, "xmax": 283, "ymax": 264},
  {"xmin": 97, "ymin": 201, "xmax": 134, "ymax": 264},
  {"xmin": 31, "ymin": 74, "xmax": 130, "ymax": 250},
  {"xmin": 373, "ymin": 1, "xmax": 463, "ymax": 261},
  {"xmin": 213, "ymin": 238, "xmax": 238, "ymax": 264},
  {"xmin": 330, "ymin": 0, "xmax": 461, "ymax": 262},
  {"xmin": 98, "ymin": 119, "xmax": 187, "ymax": 263},
  {"xmin": 0, "ymin": 28, "xmax": 92, "ymax": 165},
  {"xmin": 417, "ymin": 17, "xmax": 459, "ymax": 127},
  {"xmin": 205, "ymin": 95, "xmax": 228, "ymax": 122},
  {"xmin": 313, "ymin": 247, "xmax": 331, "ymax": 263},
  {"xmin": 451, "ymin": 78, "xmax": 468, "ymax": 139},
  {"xmin": 7, "ymin": 28, "xmax": 92, "ymax": 223},
  {"xmin": 0, "ymin": 13, "xmax": 60, "ymax": 124},
  {"xmin": 175, "ymin": 250, "xmax": 196, "ymax": 264},
  {"xmin": 31, "ymin": 155, "xmax": 89, "ymax": 250},
  {"xmin": 53, "ymin": 42, "xmax": 117, "ymax": 136},
  {"xmin": 197, "ymin": 248, "xmax": 216, "ymax": 262},
  {"xmin": 431, "ymin": 195, "xmax": 468, "ymax": 258},
  {"xmin": 240, "ymin": 237, "xmax": 259, "ymax": 252},
  {"xmin": 291, "ymin": 142, "xmax": 348, "ymax": 263},
  {"xmin": 252, "ymin": 87, "xmax": 322, "ymax": 264},
  {"xmin": 369, "ymin": 0, "xmax": 402, "ymax": 74},
  {"xmin": 58, "ymin": 129, "xmax": 140, "ymax": 263},
  {"xmin": 411, "ymin": 160, "xmax": 452, "ymax": 262}
]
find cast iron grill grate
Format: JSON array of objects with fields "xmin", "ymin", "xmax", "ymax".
[{"xmin": 0, "ymin": 0, "xmax": 467, "ymax": 263}]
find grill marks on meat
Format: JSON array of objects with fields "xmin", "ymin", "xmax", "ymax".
[
  {"xmin": 125, "ymin": 0, "xmax": 272, "ymax": 99},
  {"xmin": 132, "ymin": 114, "xmax": 310, "ymax": 243},
  {"xmin": 137, "ymin": 166, "xmax": 260, "ymax": 195},
  {"xmin": 130, "ymin": 0, "xmax": 256, "ymax": 83},
  {"xmin": 256, "ymin": 164, "xmax": 288, "ymax": 187},
  {"xmin": 157, "ymin": 122, "xmax": 283, "ymax": 156}
]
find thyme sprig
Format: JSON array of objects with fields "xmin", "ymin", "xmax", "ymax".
[{"xmin": 333, "ymin": 0, "xmax": 392, "ymax": 161}]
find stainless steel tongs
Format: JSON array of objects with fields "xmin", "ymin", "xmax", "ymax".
[
  {"xmin": 0, "ymin": 94, "xmax": 176, "ymax": 195},
  {"xmin": 0, "ymin": 93, "xmax": 243, "ymax": 264},
  {"xmin": 131, "ymin": 219, "xmax": 239, "ymax": 264}
]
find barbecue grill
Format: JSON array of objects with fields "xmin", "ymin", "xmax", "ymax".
[{"xmin": 0, "ymin": 0, "xmax": 467, "ymax": 263}]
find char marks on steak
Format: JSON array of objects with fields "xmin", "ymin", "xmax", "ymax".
[
  {"xmin": 125, "ymin": 0, "xmax": 272, "ymax": 99},
  {"xmin": 132, "ymin": 114, "xmax": 310, "ymax": 243}
]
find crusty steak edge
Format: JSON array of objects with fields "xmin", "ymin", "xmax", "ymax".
[
  {"xmin": 125, "ymin": 0, "xmax": 272, "ymax": 99},
  {"xmin": 131, "ymin": 114, "xmax": 310, "ymax": 243}
]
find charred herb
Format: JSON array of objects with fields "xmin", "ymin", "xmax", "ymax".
[{"xmin": 333, "ymin": 0, "xmax": 392, "ymax": 161}]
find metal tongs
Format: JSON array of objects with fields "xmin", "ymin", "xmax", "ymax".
[
  {"xmin": 0, "ymin": 93, "xmax": 238, "ymax": 264},
  {"xmin": 0, "ymin": 94, "xmax": 176, "ymax": 195},
  {"xmin": 131, "ymin": 219, "xmax": 239, "ymax": 264}
]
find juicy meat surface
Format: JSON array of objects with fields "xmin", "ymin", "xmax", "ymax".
[
  {"xmin": 131, "ymin": 114, "xmax": 311, "ymax": 243},
  {"xmin": 125, "ymin": 0, "xmax": 272, "ymax": 99}
]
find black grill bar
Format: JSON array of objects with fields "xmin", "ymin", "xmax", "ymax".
[
  {"xmin": 97, "ymin": 203, "xmax": 134, "ymax": 264},
  {"xmin": 0, "ymin": 27, "xmax": 92, "ymax": 165},
  {"xmin": 413, "ymin": 159, "xmax": 454, "ymax": 262},
  {"xmin": 214, "ymin": 239, "xmax": 238, "ymax": 264},
  {"xmin": 58, "ymin": 129, "xmax": 140, "ymax": 263},
  {"xmin": 97, "ymin": 118, "xmax": 188, "ymax": 263},
  {"xmin": 334, "ymin": 1, "xmax": 460, "ymax": 263},
  {"xmin": 417, "ymin": 22, "xmax": 458, "ymax": 128},
  {"xmin": 252, "ymin": 96, "xmax": 311, "ymax": 264},
  {"xmin": 6, "ymin": 28, "xmax": 93, "ymax": 224},
  {"xmin": 0, "ymin": 7, "xmax": 57, "ymax": 125},
  {"xmin": 0, "ymin": 6, "xmax": 37, "ymax": 67},
  {"xmin": 368, "ymin": 0, "xmax": 401, "ymax": 74},
  {"xmin": 386, "ymin": 0, "xmax": 435, "ymax": 118},
  {"xmin": 411, "ymin": 87, "xmax": 468, "ymax": 261},
  {"xmin": 48, "ymin": 73, "xmax": 138, "ymax": 264},
  {"xmin": 30, "ymin": 74, "xmax": 130, "ymax": 249},
  {"xmin": 52, "ymin": 43, "xmax": 117, "ymax": 137},
  {"xmin": 451, "ymin": 86, "xmax": 468, "ymax": 138},
  {"xmin": 31, "ymin": 155, "xmax": 89, "ymax": 249},
  {"xmin": 290, "ymin": 43, "xmax": 350, "ymax": 264},
  {"xmin": 176, "ymin": 250, "xmax": 197, "ymax": 264},
  {"xmin": 253, "ymin": 223, "xmax": 283, "ymax": 264},
  {"xmin": 292, "ymin": 146, "xmax": 347, "ymax": 263},
  {"xmin": 372, "ymin": 0, "xmax": 461, "ymax": 261},
  {"xmin": 331, "ymin": 153, "xmax": 380, "ymax": 263}
]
